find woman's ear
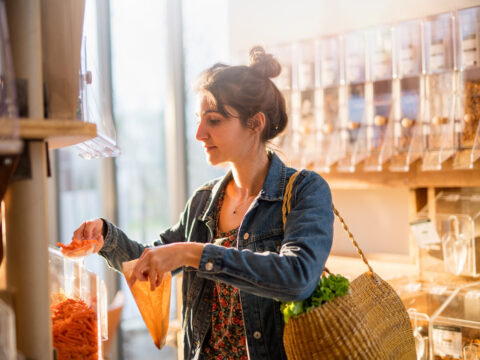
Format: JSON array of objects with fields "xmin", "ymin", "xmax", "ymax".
[{"xmin": 249, "ymin": 112, "xmax": 266, "ymax": 134}]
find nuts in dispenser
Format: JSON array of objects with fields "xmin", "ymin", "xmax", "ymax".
[
  {"xmin": 461, "ymin": 80, "xmax": 480, "ymax": 148},
  {"xmin": 374, "ymin": 115, "xmax": 388, "ymax": 126}
]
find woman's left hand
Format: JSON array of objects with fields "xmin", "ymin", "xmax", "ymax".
[{"xmin": 129, "ymin": 242, "xmax": 205, "ymax": 291}]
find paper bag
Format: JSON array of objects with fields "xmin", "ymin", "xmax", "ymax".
[{"xmin": 122, "ymin": 259, "xmax": 172, "ymax": 349}]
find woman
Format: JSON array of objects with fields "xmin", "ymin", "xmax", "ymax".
[{"xmin": 73, "ymin": 46, "xmax": 334, "ymax": 360}]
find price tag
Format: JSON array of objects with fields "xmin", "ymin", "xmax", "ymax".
[
  {"xmin": 410, "ymin": 219, "xmax": 441, "ymax": 248},
  {"xmin": 462, "ymin": 34, "xmax": 478, "ymax": 68},
  {"xmin": 430, "ymin": 42, "xmax": 445, "ymax": 72},
  {"xmin": 432, "ymin": 325, "xmax": 462, "ymax": 359}
]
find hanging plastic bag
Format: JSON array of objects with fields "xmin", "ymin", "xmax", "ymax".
[{"xmin": 122, "ymin": 260, "xmax": 171, "ymax": 349}]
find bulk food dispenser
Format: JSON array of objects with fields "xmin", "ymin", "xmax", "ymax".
[
  {"xmin": 416, "ymin": 189, "xmax": 480, "ymax": 280},
  {"xmin": 389, "ymin": 19, "xmax": 424, "ymax": 172},
  {"xmin": 295, "ymin": 40, "xmax": 317, "ymax": 168},
  {"xmin": 395, "ymin": 279, "xmax": 480, "ymax": 360},
  {"xmin": 363, "ymin": 25, "xmax": 394, "ymax": 171},
  {"xmin": 421, "ymin": 12, "xmax": 456, "ymax": 171},
  {"xmin": 453, "ymin": 6, "xmax": 480, "ymax": 169},
  {"xmin": 49, "ymin": 247, "xmax": 107, "ymax": 360},
  {"xmin": 337, "ymin": 30, "xmax": 368, "ymax": 172},
  {"xmin": 76, "ymin": 0, "xmax": 120, "ymax": 159},
  {"xmin": 400, "ymin": 186, "xmax": 480, "ymax": 359},
  {"xmin": 316, "ymin": 34, "xmax": 345, "ymax": 173},
  {"xmin": 0, "ymin": 0, "xmax": 21, "ymax": 156},
  {"xmin": 269, "ymin": 43, "xmax": 295, "ymax": 160}
]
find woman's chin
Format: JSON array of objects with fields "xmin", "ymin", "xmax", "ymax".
[{"xmin": 205, "ymin": 155, "xmax": 227, "ymax": 167}]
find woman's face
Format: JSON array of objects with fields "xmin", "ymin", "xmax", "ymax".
[{"xmin": 195, "ymin": 94, "xmax": 257, "ymax": 166}]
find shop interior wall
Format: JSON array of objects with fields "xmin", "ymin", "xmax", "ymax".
[{"xmin": 228, "ymin": 0, "xmax": 480, "ymax": 256}]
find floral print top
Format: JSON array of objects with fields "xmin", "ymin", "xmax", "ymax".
[{"xmin": 201, "ymin": 189, "xmax": 248, "ymax": 360}]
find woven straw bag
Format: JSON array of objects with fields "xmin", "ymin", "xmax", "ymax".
[{"xmin": 282, "ymin": 172, "xmax": 417, "ymax": 360}]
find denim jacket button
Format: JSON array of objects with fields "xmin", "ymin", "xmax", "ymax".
[
  {"xmin": 205, "ymin": 261, "xmax": 214, "ymax": 271},
  {"xmin": 243, "ymin": 232, "xmax": 249, "ymax": 240},
  {"xmin": 253, "ymin": 330, "xmax": 262, "ymax": 340}
]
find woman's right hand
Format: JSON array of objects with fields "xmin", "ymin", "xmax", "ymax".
[{"xmin": 72, "ymin": 218, "xmax": 105, "ymax": 253}]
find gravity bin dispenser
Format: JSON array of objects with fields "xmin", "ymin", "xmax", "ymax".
[
  {"xmin": 337, "ymin": 30, "xmax": 368, "ymax": 172},
  {"xmin": 269, "ymin": 43, "xmax": 295, "ymax": 162},
  {"xmin": 49, "ymin": 247, "xmax": 108, "ymax": 360},
  {"xmin": 315, "ymin": 35, "xmax": 345, "ymax": 173},
  {"xmin": 295, "ymin": 40, "xmax": 317, "ymax": 168},
  {"xmin": 453, "ymin": 6, "xmax": 480, "ymax": 170},
  {"xmin": 421, "ymin": 12, "xmax": 456, "ymax": 171},
  {"xmin": 395, "ymin": 279, "xmax": 480, "ymax": 360},
  {"xmin": 363, "ymin": 24, "xmax": 395, "ymax": 171},
  {"xmin": 415, "ymin": 188, "xmax": 480, "ymax": 280},
  {"xmin": 41, "ymin": 0, "xmax": 120, "ymax": 159},
  {"xmin": 389, "ymin": 19, "xmax": 424, "ymax": 172}
]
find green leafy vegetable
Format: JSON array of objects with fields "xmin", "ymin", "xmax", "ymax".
[{"xmin": 280, "ymin": 274, "xmax": 350, "ymax": 323}]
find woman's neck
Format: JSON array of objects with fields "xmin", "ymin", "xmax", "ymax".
[{"xmin": 229, "ymin": 149, "xmax": 270, "ymax": 199}]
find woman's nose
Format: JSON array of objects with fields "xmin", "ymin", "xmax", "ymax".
[{"xmin": 195, "ymin": 119, "xmax": 208, "ymax": 141}]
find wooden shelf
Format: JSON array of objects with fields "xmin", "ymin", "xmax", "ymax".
[
  {"xmin": 317, "ymin": 158, "xmax": 480, "ymax": 189},
  {"xmin": 1, "ymin": 118, "xmax": 97, "ymax": 149},
  {"xmin": 326, "ymin": 253, "xmax": 417, "ymax": 281}
]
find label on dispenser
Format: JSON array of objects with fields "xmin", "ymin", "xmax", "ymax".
[
  {"xmin": 432, "ymin": 325, "xmax": 462, "ymax": 359},
  {"xmin": 299, "ymin": 62, "xmax": 314, "ymax": 90},
  {"xmin": 373, "ymin": 50, "xmax": 391, "ymax": 80},
  {"xmin": 277, "ymin": 66, "xmax": 291, "ymax": 90},
  {"xmin": 410, "ymin": 219, "xmax": 441, "ymax": 248},
  {"xmin": 430, "ymin": 42, "xmax": 445, "ymax": 72},
  {"xmin": 322, "ymin": 58, "xmax": 336, "ymax": 87},
  {"xmin": 400, "ymin": 47, "xmax": 417, "ymax": 76},
  {"xmin": 462, "ymin": 34, "xmax": 478, "ymax": 68},
  {"xmin": 347, "ymin": 55, "xmax": 363, "ymax": 83}
]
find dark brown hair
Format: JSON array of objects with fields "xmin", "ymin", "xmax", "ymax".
[{"xmin": 195, "ymin": 46, "xmax": 288, "ymax": 142}]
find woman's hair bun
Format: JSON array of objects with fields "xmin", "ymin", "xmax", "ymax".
[{"xmin": 248, "ymin": 46, "xmax": 281, "ymax": 79}]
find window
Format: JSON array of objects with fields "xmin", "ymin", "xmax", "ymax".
[
  {"xmin": 110, "ymin": 0, "xmax": 175, "ymax": 358},
  {"xmin": 183, "ymin": 0, "xmax": 230, "ymax": 195}
]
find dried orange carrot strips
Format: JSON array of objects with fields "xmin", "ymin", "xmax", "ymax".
[
  {"xmin": 57, "ymin": 238, "xmax": 98, "ymax": 256},
  {"xmin": 51, "ymin": 295, "xmax": 98, "ymax": 360}
]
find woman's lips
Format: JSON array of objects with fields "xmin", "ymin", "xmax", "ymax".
[{"xmin": 204, "ymin": 145, "xmax": 216, "ymax": 152}]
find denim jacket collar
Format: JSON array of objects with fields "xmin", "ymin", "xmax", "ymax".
[{"xmin": 199, "ymin": 151, "xmax": 287, "ymax": 223}]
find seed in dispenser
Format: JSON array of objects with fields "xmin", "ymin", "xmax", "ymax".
[
  {"xmin": 301, "ymin": 124, "xmax": 311, "ymax": 134},
  {"xmin": 464, "ymin": 113, "xmax": 475, "ymax": 124},
  {"xmin": 374, "ymin": 115, "xmax": 387, "ymax": 126},
  {"xmin": 432, "ymin": 116, "xmax": 448, "ymax": 125},
  {"xmin": 323, "ymin": 123, "xmax": 334, "ymax": 134},
  {"xmin": 348, "ymin": 121, "xmax": 360, "ymax": 130},
  {"xmin": 401, "ymin": 117, "xmax": 415, "ymax": 128}
]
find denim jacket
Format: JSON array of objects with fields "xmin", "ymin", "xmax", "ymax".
[{"xmin": 99, "ymin": 152, "xmax": 334, "ymax": 360}]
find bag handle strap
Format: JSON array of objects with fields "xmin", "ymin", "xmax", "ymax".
[{"xmin": 282, "ymin": 171, "xmax": 374, "ymax": 275}]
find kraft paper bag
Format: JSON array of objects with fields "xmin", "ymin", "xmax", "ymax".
[{"xmin": 122, "ymin": 259, "xmax": 172, "ymax": 349}]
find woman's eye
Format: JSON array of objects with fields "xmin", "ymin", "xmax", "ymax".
[{"xmin": 208, "ymin": 118, "xmax": 221, "ymax": 126}]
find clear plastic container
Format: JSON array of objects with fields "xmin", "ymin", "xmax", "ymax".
[
  {"xmin": 395, "ymin": 279, "xmax": 480, "ymax": 360},
  {"xmin": 49, "ymin": 247, "xmax": 108, "ymax": 360},
  {"xmin": 421, "ymin": 12, "xmax": 456, "ymax": 171},
  {"xmin": 452, "ymin": 6, "xmax": 480, "ymax": 169},
  {"xmin": 429, "ymin": 282, "xmax": 480, "ymax": 359},
  {"xmin": 268, "ymin": 43, "xmax": 295, "ymax": 160},
  {"xmin": 337, "ymin": 30, "xmax": 368, "ymax": 172},
  {"xmin": 316, "ymin": 35, "xmax": 345, "ymax": 173},
  {"xmin": 390, "ymin": 19, "xmax": 424, "ymax": 172},
  {"xmin": 295, "ymin": 40, "xmax": 317, "ymax": 168},
  {"xmin": 363, "ymin": 25, "xmax": 394, "ymax": 171},
  {"xmin": 417, "ymin": 189, "xmax": 480, "ymax": 279},
  {"xmin": 397, "ymin": 280, "xmax": 456, "ymax": 360},
  {"xmin": 0, "ymin": 0, "xmax": 21, "ymax": 155},
  {"xmin": 76, "ymin": 0, "xmax": 120, "ymax": 159},
  {"xmin": 0, "ymin": 298, "xmax": 17, "ymax": 360}
]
